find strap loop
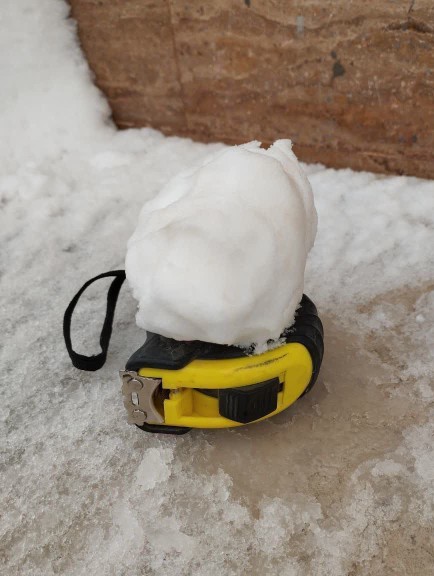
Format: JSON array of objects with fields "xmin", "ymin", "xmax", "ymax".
[{"xmin": 63, "ymin": 270, "xmax": 126, "ymax": 371}]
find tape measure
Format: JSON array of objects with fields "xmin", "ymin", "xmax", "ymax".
[{"xmin": 64, "ymin": 272, "xmax": 323, "ymax": 434}]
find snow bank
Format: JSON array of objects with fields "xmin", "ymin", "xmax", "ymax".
[
  {"xmin": 0, "ymin": 0, "xmax": 112, "ymax": 170},
  {"xmin": 126, "ymin": 140, "xmax": 317, "ymax": 346}
]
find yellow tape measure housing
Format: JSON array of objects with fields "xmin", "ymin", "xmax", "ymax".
[{"xmin": 136, "ymin": 342, "xmax": 312, "ymax": 428}]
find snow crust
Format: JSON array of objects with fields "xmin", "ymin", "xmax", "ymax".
[
  {"xmin": 126, "ymin": 140, "xmax": 316, "ymax": 346},
  {"xmin": 2, "ymin": 1, "xmax": 434, "ymax": 575}
]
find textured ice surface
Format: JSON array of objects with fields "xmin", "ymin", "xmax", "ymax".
[
  {"xmin": 1, "ymin": 1, "xmax": 434, "ymax": 575},
  {"xmin": 126, "ymin": 140, "xmax": 316, "ymax": 346}
]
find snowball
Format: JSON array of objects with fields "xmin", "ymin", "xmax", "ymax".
[{"xmin": 126, "ymin": 140, "xmax": 317, "ymax": 346}]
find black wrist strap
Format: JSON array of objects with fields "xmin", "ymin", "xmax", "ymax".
[{"xmin": 63, "ymin": 270, "xmax": 126, "ymax": 371}]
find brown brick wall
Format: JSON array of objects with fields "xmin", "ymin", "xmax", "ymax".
[{"xmin": 70, "ymin": 0, "xmax": 434, "ymax": 178}]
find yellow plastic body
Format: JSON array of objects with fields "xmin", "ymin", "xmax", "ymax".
[{"xmin": 138, "ymin": 342, "xmax": 313, "ymax": 429}]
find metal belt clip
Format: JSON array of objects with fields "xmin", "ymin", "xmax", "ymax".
[{"xmin": 120, "ymin": 370, "xmax": 164, "ymax": 425}]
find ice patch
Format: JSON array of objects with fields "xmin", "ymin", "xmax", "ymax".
[
  {"xmin": 371, "ymin": 459, "xmax": 405, "ymax": 477},
  {"xmin": 136, "ymin": 447, "xmax": 174, "ymax": 489},
  {"xmin": 254, "ymin": 495, "xmax": 322, "ymax": 554}
]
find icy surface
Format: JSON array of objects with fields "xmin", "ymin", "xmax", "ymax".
[
  {"xmin": 1, "ymin": 1, "xmax": 434, "ymax": 575},
  {"xmin": 126, "ymin": 140, "xmax": 316, "ymax": 346}
]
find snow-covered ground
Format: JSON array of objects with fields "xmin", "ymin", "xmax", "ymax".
[{"xmin": 1, "ymin": 1, "xmax": 434, "ymax": 575}]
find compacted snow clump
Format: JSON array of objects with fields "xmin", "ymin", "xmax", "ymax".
[{"xmin": 126, "ymin": 140, "xmax": 317, "ymax": 346}]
